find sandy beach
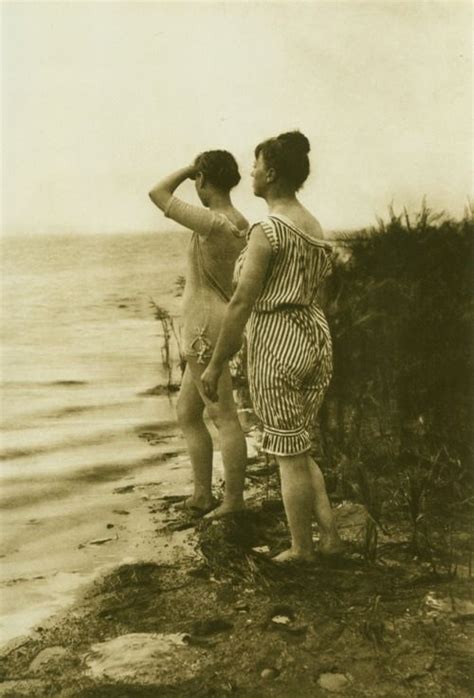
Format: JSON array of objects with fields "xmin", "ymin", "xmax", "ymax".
[
  {"xmin": 1, "ymin": 434, "xmax": 473, "ymax": 697},
  {"xmin": 0, "ymin": 418, "xmax": 190, "ymax": 644}
]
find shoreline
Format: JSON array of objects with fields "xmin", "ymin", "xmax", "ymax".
[
  {"xmin": 0, "ymin": 425, "xmax": 194, "ymax": 646},
  {"xmin": 1, "ymin": 439, "xmax": 473, "ymax": 697}
]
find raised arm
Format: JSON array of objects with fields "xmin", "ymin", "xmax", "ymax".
[
  {"xmin": 148, "ymin": 165, "xmax": 196, "ymax": 212},
  {"xmin": 149, "ymin": 165, "xmax": 227, "ymax": 237},
  {"xmin": 201, "ymin": 225, "xmax": 272, "ymax": 401}
]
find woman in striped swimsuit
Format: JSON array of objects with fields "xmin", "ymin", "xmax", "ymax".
[
  {"xmin": 202, "ymin": 132, "xmax": 342, "ymax": 561},
  {"xmin": 149, "ymin": 151, "xmax": 248, "ymax": 518}
]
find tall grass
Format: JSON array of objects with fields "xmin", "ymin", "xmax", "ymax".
[{"xmin": 320, "ymin": 203, "xmax": 473, "ymax": 538}]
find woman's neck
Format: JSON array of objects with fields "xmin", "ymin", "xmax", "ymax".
[
  {"xmin": 265, "ymin": 190, "xmax": 299, "ymax": 214},
  {"xmin": 208, "ymin": 191, "xmax": 233, "ymax": 211}
]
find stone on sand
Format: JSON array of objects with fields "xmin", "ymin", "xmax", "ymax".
[
  {"xmin": 29, "ymin": 646, "xmax": 70, "ymax": 675},
  {"xmin": 318, "ymin": 672, "xmax": 350, "ymax": 692},
  {"xmin": 84, "ymin": 632, "xmax": 205, "ymax": 685}
]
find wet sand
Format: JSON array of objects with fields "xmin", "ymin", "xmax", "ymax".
[{"xmin": 0, "ymin": 426, "xmax": 206, "ymax": 645}]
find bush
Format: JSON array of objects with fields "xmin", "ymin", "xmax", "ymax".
[{"xmin": 320, "ymin": 203, "xmax": 473, "ymax": 509}]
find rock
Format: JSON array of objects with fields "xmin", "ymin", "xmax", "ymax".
[
  {"xmin": 267, "ymin": 605, "xmax": 295, "ymax": 622},
  {"xmin": 267, "ymin": 606, "xmax": 307, "ymax": 635},
  {"xmin": 112, "ymin": 509, "xmax": 130, "ymax": 515},
  {"xmin": 0, "ymin": 635, "xmax": 34, "ymax": 658},
  {"xmin": 453, "ymin": 598, "xmax": 474, "ymax": 619},
  {"xmin": 29, "ymin": 646, "xmax": 70, "ymax": 675},
  {"xmin": 85, "ymin": 632, "xmax": 203, "ymax": 684},
  {"xmin": 318, "ymin": 672, "xmax": 350, "ymax": 692},
  {"xmin": 424, "ymin": 592, "xmax": 451, "ymax": 615},
  {"xmin": 261, "ymin": 667, "xmax": 279, "ymax": 680},
  {"xmin": 424, "ymin": 592, "xmax": 474, "ymax": 620},
  {"xmin": 252, "ymin": 545, "xmax": 270, "ymax": 554}
]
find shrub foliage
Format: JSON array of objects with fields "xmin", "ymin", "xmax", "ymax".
[{"xmin": 320, "ymin": 204, "xmax": 473, "ymax": 511}]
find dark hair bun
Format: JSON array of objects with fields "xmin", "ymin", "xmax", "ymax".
[
  {"xmin": 278, "ymin": 131, "xmax": 310, "ymax": 155},
  {"xmin": 254, "ymin": 130, "xmax": 311, "ymax": 191},
  {"xmin": 194, "ymin": 150, "xmax": 241, "ymax": 191}
]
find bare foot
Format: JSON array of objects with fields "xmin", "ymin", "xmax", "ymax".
[
  {"xmin": 319, "ymin": 535, "xmax": 346, "ymax": 556},
  {"xmin": 177, "ymin": 496, "xmax": 218, "ymax": 518},
  {"xmin": 272, "ymin": 548, "xmax": 315, "ymax": 564},
  {"xmin": 203, "ymin": 503, "xmax": 245, "ymax": 520}
]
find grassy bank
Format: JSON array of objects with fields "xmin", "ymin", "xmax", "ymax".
[{"xmin": 0, "ymin": 454, "xmax": 472, "ymax": 697}]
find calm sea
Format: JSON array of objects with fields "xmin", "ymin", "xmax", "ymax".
[{"xmin": 0, "ymin": 232, "xmax": 190, "ymax": 639}]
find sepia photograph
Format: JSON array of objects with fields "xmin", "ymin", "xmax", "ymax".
[{"xmin": 1, "ymin": 0, "xmax": 472, "ymax": 695}]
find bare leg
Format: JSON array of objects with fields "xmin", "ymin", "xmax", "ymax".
[
  {"xmin": 176, "ymin": 365, "xmax": 214, "ymax": 511},
  {"xmin": 274, "ymin": 454, "xmax": 315, "ymax": 562},
  {"xmin": 188, "ymin": 359, "xmax": 247, "ymax": 516},
  {"xmin": 308, "ymin": 456, "xmax": 343, "ymax": 553}
]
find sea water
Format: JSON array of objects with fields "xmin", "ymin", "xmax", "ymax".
[{"xmin": 0, "ymin": 231, "xmax": 190, "ymax": 641}]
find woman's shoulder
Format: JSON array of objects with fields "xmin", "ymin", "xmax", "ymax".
[
  {"xmin": 245, "ymin": 218, "xmax": 281, "ymax": 254},
  {"xmin": 212, "ymin": 209, "xmax": 248, "ymax": 239},
  {"xmin": 267, "ymin": 212, "xmax": 332, "ymax": 250}
]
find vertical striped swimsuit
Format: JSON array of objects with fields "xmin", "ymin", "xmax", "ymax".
[{"xmin": 235, "ymin": 214, "xmax": 334, "ymax": 456}]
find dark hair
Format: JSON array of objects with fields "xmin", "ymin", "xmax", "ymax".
[
  {"xmin": 255, "ymin": 130, "xmax": 310, "ymax": 191},
  {"xmin": 194, "ymin": 150, "xmax": 241, "ymax": 191}
]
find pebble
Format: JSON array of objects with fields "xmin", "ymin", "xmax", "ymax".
[
  {"xmin": 261, "ymin": 667, "xmax": 279, "ymax": 680},
  {"xmin": 318, "ymin": 672, "xmax": 350, "ymax": 692}
]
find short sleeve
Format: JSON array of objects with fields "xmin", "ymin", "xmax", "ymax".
[
  {"xmin": 248, "ymin": 218, "xmax": 280, "ymax": 255},
  {"xmin": 164, "ymin": 196, "xmax": 215, "ymax": 237}
]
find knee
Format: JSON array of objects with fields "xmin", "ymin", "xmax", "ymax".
[{"xmin": 206, "ymin": 404, "xmax": 238, "ymax": 431}]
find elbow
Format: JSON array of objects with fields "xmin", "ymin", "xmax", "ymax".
[{"xmin": 148, "ymin": 188, "xmax": 168, "ymax": 212}]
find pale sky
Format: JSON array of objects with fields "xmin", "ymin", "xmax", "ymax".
[{"xmin": 1, "ymin": 0, "xmax": 472, "ymax": 235}]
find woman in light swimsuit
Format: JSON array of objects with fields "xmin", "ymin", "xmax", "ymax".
[
  {"xmin": 149, "ymin": 151, "xmax": 248, "ymax": 517},
  {"xmin": 202, "ymin": 132, "xmax": 342, "ymax": 560}
]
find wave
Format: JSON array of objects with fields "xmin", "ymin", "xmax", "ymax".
[
  {"xmin": 0, "ymin": 414, "xmax": 178, "ymax": 463},
  {"xmin": 1, "ymin": 380, "xmax": 88, "ymax": 388},
  {"xmin": 1, "ymin": 448, "xmax": 182, "ymax": 511},
  {"xmin": 0, "ymin": 441, "xmax": 185, "ymax": 510}
]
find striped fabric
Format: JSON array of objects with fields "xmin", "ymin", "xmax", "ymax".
[{"xmin": 237, "ymin": 215, "xmax": 334, "ymax": 455}]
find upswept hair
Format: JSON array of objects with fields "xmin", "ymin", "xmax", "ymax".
[
  {"xmin": 255, "ymin": 130, "xmax": 311, "ymax": 191},
  {"xmin": 194, "ymin": 150, "xmax": 241, "ymax": 191}
]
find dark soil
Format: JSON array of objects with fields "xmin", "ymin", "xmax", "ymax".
[{"xmin": 1, "ymin": 470, "xmax": 472, "ymax": 697}]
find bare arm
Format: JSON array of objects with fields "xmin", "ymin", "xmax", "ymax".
[
  {"xmin": 148, "ymin": 165, "xmax": 196, "ymax": 212},
  {"xmin": 202, "ymin": 225, "xmax": 273, "ymax": 401},
  {"xmin": 149, "ymin": 165, "xmax": 225, "ymax": 237}
]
